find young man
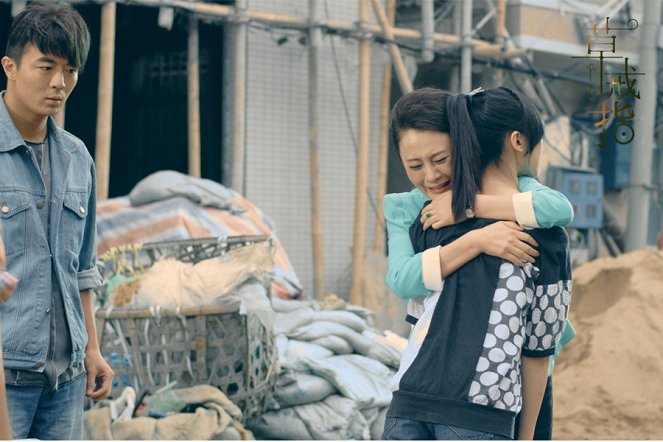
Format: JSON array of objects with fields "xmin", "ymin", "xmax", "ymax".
[{"xmin": 0, "ymin": 2, "xmax": 114, "ymax": 439}]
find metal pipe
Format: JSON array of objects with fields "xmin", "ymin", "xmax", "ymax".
[
  {"xmin": 625, "ymin": 0, "xmax": 661, "ymax": 251},
  {"xmin": 460, "ymin": 0, "xmax": 473, "ymax": 92},
  {"xmin": 421, "ymin": 0, "xmax": 434, "ymax": 63}
]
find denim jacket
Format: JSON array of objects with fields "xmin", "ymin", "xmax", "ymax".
[{"xmin": 0, "ymin": 92, "xmax": 103, "ymax": 371}]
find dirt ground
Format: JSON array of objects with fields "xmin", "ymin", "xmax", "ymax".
[{"xmin": 552, "ymin": 249, "xmax": 663, "ymax": 439}]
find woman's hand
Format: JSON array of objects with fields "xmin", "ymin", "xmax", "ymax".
[
  {"xmin": 472, "ymin": 221, "xmax": 539, "ymax": 266},
  {"xmin": 420, "ymin": 191, "xmax": 459, "ymax": 230}
]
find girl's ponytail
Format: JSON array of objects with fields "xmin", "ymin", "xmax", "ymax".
[{"xmin": 447, "ymin": 93, "xmax": 482, "ymax": 221}]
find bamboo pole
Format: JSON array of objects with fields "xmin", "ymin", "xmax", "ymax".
[
  {"xmin": 350, "ymin": 0, "xmax": 371, "ymax": 306},
  {"xmin": 187, "ymin": 14, "xmax": 201, "ymax": 177},
  {"xmin": 120, "ymin": 0, "xmax": 519, "ymax": 58},
  {"xmin": 308, "ymin": 0, "xmax": 324, "ymax": 301},
  {"xmin": 373, "ymin": 0, "xmax": 396, "ymax": 254},
  {"xmin": 231, "ymin": 0, "xmax": 247, "ymax": 194},
  {"xmin": 95, "ymin": 1, "xmax": 116, "ymax": 200},
  {"xmin": 370, "ymin": 0, "xmax": 412, "ymax": 94},
  {"xmin": 493, "ymin": 0, "xmax": 506, "ymax": 86},
  {"xmin": 495, "ymin": 0, "xmax": 506, "ymax": 40}
]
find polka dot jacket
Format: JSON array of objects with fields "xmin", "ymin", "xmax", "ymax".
[{"xmin": 386, "ymin": 216, "xmax": 572, "ymax": 439}]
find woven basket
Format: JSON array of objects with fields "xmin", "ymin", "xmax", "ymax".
[{"xmin": 94, "ymin": 236, "xmax": 278, "ymax": 421}]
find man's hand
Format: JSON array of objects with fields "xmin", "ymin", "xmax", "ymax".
[
  {"xmin": 420, "ymin": 191, "xmax": 458, "ymax": 230},
  {"xmin": 84, "ymin": 349, "xmax": 114, "ymax": 400},
  {"xmin": 0, "ymin": 274, "xmax": 17, "ymax": 304},
  {"xmin": 0, "ymin": 235, "xmax": 5, "ymax": 269},
  {"xmin": 0, "ymin": 233, "xmax": 17, "ymax": 304}
]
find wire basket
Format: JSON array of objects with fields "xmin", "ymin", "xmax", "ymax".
[{"xmin": 94, "ymin": 236, "xmax": 278, "ymax": 421}]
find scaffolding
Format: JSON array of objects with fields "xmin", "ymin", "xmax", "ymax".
[{"xmin": 9, "ymin": 0, "xmax": 660, "ymax": 300}]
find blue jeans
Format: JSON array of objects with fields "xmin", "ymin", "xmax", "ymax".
[
  {"xmin": 383, "ymin": 416, "xmax": 512, "ymax": 440},
  {"xmin": 5, "ymin": 372, "xmax": 86, "ymax": 439}
]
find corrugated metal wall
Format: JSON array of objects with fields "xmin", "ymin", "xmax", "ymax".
[{"xmin": 243, "ymin": 0, "xmax": 389, "ymax": 298}]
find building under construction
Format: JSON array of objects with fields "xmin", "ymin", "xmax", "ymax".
[{"xmin": 0, "ymin": 0, "xmax": 661, "ymax": 301}]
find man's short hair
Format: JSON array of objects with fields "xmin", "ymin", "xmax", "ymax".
[{"xmin": 6, "ymin": 1, "xmax": 91, "ymax": 71}]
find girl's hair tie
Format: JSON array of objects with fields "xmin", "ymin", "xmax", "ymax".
[{"xmin": 466, "ymin": 86, "xmax": 484, "ymax": 105}]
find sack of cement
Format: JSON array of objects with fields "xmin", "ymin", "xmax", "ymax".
[
  {"xmin": 249, "ymin": 395, "xmax": 369, "ymax": 440},
  {"xmin": 305, "ymin": 354, "xmax": 394, "ymax": 408},
  {"xmin": 274, "ymin": 372, "xmax": 337, "ymax": 407},
  {"xmin": 276, "ymin": 337, "xmax": 333, "ymax": 372}
]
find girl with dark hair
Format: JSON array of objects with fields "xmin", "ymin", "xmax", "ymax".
[{"xmin": 383, "ymin": 87, "xmax": 573, "ymax": 440}]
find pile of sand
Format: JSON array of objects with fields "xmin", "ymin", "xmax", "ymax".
[{"xmin": 553, "ymin": 248, "xmax": 663, "ymax": 439}]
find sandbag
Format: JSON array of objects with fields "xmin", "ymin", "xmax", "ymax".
[
  {"xmin": 361, "ymin": 330, "xmax": 403, "ymax": 369},
  {"xmin": 305, "ymin": 354, "xmax": 394, "ymax": 407},
  {"xmin": 361, "ymin": 406, "xmax": 389, "ymax": 440},
  {"xmin": 250, "ymin": 395, "xmax": 369, "ymax": 440},
  {"xmin": 297, "ymin": 395, "xmax": 369, "ymax": 440},
  {"xmin": 273, "ymin": 308, "xmax": 314, "ymax": 335},
  {"xmin": 312, "ymin": 336, "xmax": 354, "ymax": 355},
  {"xmin": 246, "ymin": 406, "xmax": 312, "ymax": 440},
  {"xmin": 371, "ymin": 407, "xmax": 388, "ymax": 440},
  {"xmin": 274, "ymin": 372, "xmax": 337, "ymax": 407},
  {"xmin": 271, "ymin": 297, "xmax": 312, "ymax": 313},
  {"xmin": 128, "ymin": 170, "xmax": 238, "ymax": 211},
  {"xmin": 288, "ymin": 321, "xmax": 372, "ymax": 353},
  {"xmin": 311, "ymin": 310, "xmax": 367, "ymax": 333},
  {"xmin": 290, "ymin": 321, "xmax": 402, "ymax": 368},
  {"xmin": 278, "ymin": 339, "xmax": 333, "ymax": 371}
]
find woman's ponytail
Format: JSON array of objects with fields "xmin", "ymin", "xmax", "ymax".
[{"xmin": 447, "ymin": 93, "xmax": 482, "ymax": 221}]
